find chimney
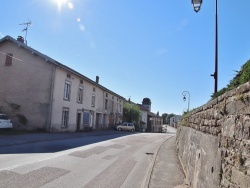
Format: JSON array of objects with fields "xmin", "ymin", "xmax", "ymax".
[
  {"xmin": 96, "ymin": 76, "xmax": 99, "ymax": 84},
  {"xmin": 17, "ymin": 36, "xmax": 25, "ymax": 43}
]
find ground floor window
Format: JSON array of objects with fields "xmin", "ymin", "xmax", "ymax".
[
  {"xmin": 83, "ymin": 111, "xmax": 90, "ymax": 126},
  {"xmin": 62, "ymin": 108, "xmax": 69, "ymax": 128}
]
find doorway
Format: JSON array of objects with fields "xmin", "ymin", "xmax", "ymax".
[{"xmin": 76, "ymin": 112, "xmax": 81, "ymax": 131}]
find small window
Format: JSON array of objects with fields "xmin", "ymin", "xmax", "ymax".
[
  {"xmin": 67, "ymin": 73, "xmax": 71, "ymax": 78},
  {"xmin": 93, "ymin": 87, "xmax": 95, "ymax": 92},
  {"xmin": 64, "ymin": 82, "xmax": 71, "ymax": 100},
  {"xmin": 106, "ymin": 93, "xmax": 108, "ymax": 97},
  {"xmin": 112, "ymin": 96, "xmax": 114, "ymax": 100},
  {"xmin": 111, "ymin": 101, "xmax": 114, "ymax": 111},
  {"xmin": 62, "ymin": 108, "xmax": 69, "ymax": 128},
  {"xmin": 77, "ymin": 87, "xmax": 83, "ymax": 103},
  {"xmin": 5, "ymin": 53, "xmax": 13, "ymax": 66},
  {"xmin": 80, "ymin": 80, "xmax": 83, "ymax": 84},
  {"xmin": 91, "ymin": 94, "xmax": 95, "ymax": 107},
  {"xmin": 105, "ymin": 99, "xmax": 108, "ymax": 110}
]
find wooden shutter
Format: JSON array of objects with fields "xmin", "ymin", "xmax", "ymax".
[{"xmin": 5, "ymin": 53, "xmax": 13, "ymax": 66}]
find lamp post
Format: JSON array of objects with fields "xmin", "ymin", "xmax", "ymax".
[
  {"xmin": 182, "ymin": 91, "xmax": 190, "ymax": 112},
  {"xmin": 191, "ymin": 0, "xmax": 218, "ymax": 94}
]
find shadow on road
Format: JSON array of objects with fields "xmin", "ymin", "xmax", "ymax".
[{"xmin": 0, "ymin": 131, "xmax": 138, "ymax": 154}]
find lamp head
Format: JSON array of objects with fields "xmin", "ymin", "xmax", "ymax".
[
  {"xmin": 183, "ymin": 96, "xmax": 186, "ymax": 101},
  {"xmin": 192, "ymin": 0, "xmax": 202, "ymax": 13}
]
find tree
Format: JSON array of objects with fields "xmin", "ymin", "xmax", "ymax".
[
  {"xmin": 162, "ymin": 113, "xmax": 168, "ymax": 124},
  {"xmin": 123, "ymin": 102, "xmax": 140, "ymax": 130}
]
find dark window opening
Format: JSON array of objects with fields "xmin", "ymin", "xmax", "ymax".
[{"xmin": 5, "ymin": 53, "xmax": 13, "ymax": 66}]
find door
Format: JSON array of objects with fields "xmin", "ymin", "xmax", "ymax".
[
  {"xmin": 96, "ymin": 113, "xmax": 99, "ymax": 130},
  {"xmin": 76, "ymin": 112, "xmax": 81, "ymax": 131}
]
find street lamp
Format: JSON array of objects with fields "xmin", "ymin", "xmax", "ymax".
[
  {"xmin": 191, "ymin": 0, "xmax": 218, "ymax": 94},
  {"xmin": 192, "ymin": 0, "xmax": 202, "ymax": 12},
  {"xmin": 182, "ymin": 91, "xmax": 190, "ymax": 112}
]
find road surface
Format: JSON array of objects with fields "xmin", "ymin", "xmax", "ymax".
[{"xmin": 0, "ymin": 132, "xmax": 174, "ymax": 188}]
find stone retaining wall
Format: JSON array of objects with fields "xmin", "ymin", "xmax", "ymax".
[{"xmin": 176, "ymin": 81, "xmax": 250, "ymax": 188}]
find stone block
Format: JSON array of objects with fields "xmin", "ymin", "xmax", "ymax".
[
  {"xmin": 222, "ymin": 116, "xmax": 236, "ymax": 138},
  {"xmin": 236, "ymin": 82, "xmax": 250, "ymax": 94},
  {"xmin": 231, "ymin": 166, "xmax": 250, "ymax": 188},
  {"xmin": 226, "ymin": 99, "xmax": 246, "ymax": 115}
]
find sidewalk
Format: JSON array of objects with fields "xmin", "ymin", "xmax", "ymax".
[{"xmin": 149, "ymin": 135, "xmax": 188, "ymax": 188}]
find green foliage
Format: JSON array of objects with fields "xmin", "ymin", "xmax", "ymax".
[
  {"xmin": 212, "ymin": 59, "xmax": 250, "ymax": 99},
  {"xmin": 123, "ymin": 102, "xmax": 140, "ymax": 125},
  {"xmin": 162, "ymin": 113, "xmax": 168, "ymax": 124}
]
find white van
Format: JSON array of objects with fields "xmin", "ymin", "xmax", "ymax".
[{"xmin": 0, "ymin": 114, "xmax": 13, "ymax": 129}]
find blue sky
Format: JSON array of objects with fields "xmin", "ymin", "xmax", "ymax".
[{"xmin": 1, "ymin": 0, "xmax": 250, "ymax": 115}]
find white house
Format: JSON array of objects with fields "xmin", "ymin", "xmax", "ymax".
[
  {"xmin": 170, "ymin": 115, "xmax": 182, "ymax": 128},
  {"xmin": 0, "ymin": 35, "xmax": 125, "ymax": 132}
]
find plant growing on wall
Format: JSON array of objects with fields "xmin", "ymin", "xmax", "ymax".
[{"xmin": 212, "ymin": 59, "xmax": 250, "ymax": 98}]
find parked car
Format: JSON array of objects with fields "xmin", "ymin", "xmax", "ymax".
[
  {"xmin": 0, "ymin": 114, "xmax": 13, "ymax": 129},
  {"xmin": 116, "ymin": 122, "xmax": 135, "ymax": 132}
]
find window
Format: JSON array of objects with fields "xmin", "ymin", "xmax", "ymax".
[
  {"xmin": 80, "ymin": 80, "xmax": 83, "ymax": 84},
  {"xmin": 67, "ymin": 73, "xmax": 71, "ymax": 78},
  {"xmin": 62, "ymin": 108, "xmax": 69, "ymax": 128},
  {"xmin": 111, "ymin": 101, "xmax": 114, "ymax": 111},
  {"xmin": 5, "ymin": 53, "xmax": 13, "ymax": 66},
  {"xmin": 105, "ymin": 99, "xmax": 108, "ymax": 110},
  {"xmin": 93, "ymin": 87, "xmax": 95, "ymax": 92},
  {"xmin": 83, "ymin": 111, "xmax": 90, "ymax": 126},
  {"xmin": 106, "ymin": 93, "xmax": 108, "ymax": 97},
  {"xmin": 120, "ymin": 104, "xmax": 121, "ymax": 112},
  {"xmin": 116, "ymin": 103, "xmax": 118, "ymax": 111},
  {"xmin": 77, "ymin": 87, "xmax": 83, "ymax": 103},
  {"xmin": 91, "ymin": 94, "xmax": 95, "ymax": 107},
  {"xmin": 64, "ymin": 81, "xmax": 71, "ymax": 100}
]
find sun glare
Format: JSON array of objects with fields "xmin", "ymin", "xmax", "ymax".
[{"xmin": 54, "ymin": 0, "xmax": 68, "ymax": 10}]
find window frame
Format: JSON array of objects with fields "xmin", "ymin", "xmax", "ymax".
[
  {"xmin": 61, "ymin": 108, "xmax": 69, "ymax": 128},
  {"xmin": 105, "ymin": 98, "xmax": 108, "ymax": 110},
  {"xmin": 77, "ymin": 86, "xmax": 84, "ymax": 103},
  {"xmin": 63, "ymin": 81, "xmax": 71, "ymax": 101},
  {"xmin": 91, "ymin": 94, "xmax": 96, "ymax": 107}
]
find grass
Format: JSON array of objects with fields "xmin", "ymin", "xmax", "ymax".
[{"xmin": 212, "ymin": 59, "xmax": 250, "ymax": 99}]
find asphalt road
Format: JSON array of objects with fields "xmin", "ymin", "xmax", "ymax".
[{"xmin": 0, "ymin": 132, "xmax": 172, "ymax": 188}]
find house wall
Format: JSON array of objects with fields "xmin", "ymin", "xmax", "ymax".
[
  {"xmin": 0, "ymin": 37, "xmax": 125, "ymax": 133},
  {"xmin": 0, "ymin": 41, "xmax": 54, "ymax": 130},
  {"xmin": 50, "ymin": 67, "xmax": 104, "ymax": 132},
  {"xmin": 50, "ymin": 67, "xmax": 124, "ymax": 132},
  {"xmin": 141, "ymin": 110, "xmax": 147, "ymax": 124}
]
